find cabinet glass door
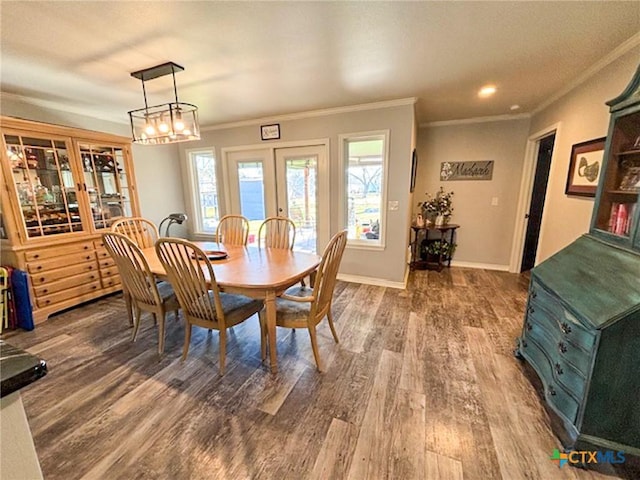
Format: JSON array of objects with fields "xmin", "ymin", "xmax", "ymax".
[
  {"xmin": 4, "ymin": 133, "xmax": 83, "ymax": 237},
  {"xmin": 78, "ymin": 143, "xmax": 132, "ymax": 230},
  {"xmin": 594, "ymin": 111, "xmax": 640, "ymax": 241}
]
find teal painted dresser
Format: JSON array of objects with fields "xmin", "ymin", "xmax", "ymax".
[{"xmin": 516, "ymin": 64, "xmax": 640, "ymax": 458}]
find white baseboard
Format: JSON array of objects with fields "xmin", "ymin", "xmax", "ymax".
[
  {"xmin": 449, "ymin": 260, "xmax": 510, "ymax": 271},
  {"xmin": 337, "ymin": 273, "xmax": 407, "ymax": 290}
]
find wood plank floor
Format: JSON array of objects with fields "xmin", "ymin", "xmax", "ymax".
[{"xmin": 4, "ymin": 268, "xmax": 638, "ymax": 479}]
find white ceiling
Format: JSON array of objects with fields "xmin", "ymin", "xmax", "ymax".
[{"xmin": 1, "ymin": 1, "xmax": 639, "ymax": 128}]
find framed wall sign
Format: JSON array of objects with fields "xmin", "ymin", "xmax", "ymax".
[
  {"xmin": 565, "ymin": 137, "xmax": 606, "ymax": 197},
  {"xmin": 261, "ymin": 124, "xmax": 280, "ymax": 140},
  {"xmin": 410, "ymin": 149, "xmax": 418, "ymax": 192}
]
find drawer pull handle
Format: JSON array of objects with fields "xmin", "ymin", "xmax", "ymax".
[
  {"xmin": 526, "ymin": 322, "xmax": 532, "ymax": 331},
  {"xmin": 88, "ymin": 265, "xmax": 94, "ymax": 270},
  {"xmin": 548, "ymin": 386, "xmax": 556, "ymax": 396},
  {"xmin": 554, "ymin": 363, "xmax": 564, "ymax": 375},
  {"xmin": 40, "ymin": 277, "xmax": 45, "ymax": 282},
  {"xmin": 560, "ymin": 322, "xmax": 572, "ymax": 334},
  {"xmin": 37, "ymin": 266, "xmax": 42, "ymax": 270},
  {"xmin": 86, "ymin": 255, "xmax": 92, "ymax": 260},
  {"xmin": 34, "ymin": 254, "xmax": 40, "ymax": 259},
  {"xmin": 43, "ymin": 289, "xmax": 48, "ymax": 294},
  {"xmin": 92, "ymin": 285, "xmax": 98, "ymax": 290},
  {"xmin": 84, "ymin": 245, "xmax": 89, "ymax": 250},
  {"xmin": 558, "ymin": 342, "xmax": 568, "ymax": 354}
]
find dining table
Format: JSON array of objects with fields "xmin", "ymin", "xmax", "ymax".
[{"xmin": 142, "ymin": 241, "xmax": 321, "ymax": 373}]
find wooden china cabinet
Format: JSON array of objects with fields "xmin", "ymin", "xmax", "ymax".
[
  {"xmin": 0, "ymin": 116, "xmax": 140, "ymax": 323},
  {"xmin": 516, "ymin": 65, "xmax": 640, "ymax": 459}
]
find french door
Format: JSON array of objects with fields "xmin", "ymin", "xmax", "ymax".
[{"xmin": 223, "ymin": 144, "xmax": 328, "ymax": 253}]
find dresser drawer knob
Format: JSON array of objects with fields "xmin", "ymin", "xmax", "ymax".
[
  {"xmin": 86, "ymin": 255, "xmax": 92, "ymax": 260},
  {"xmin": 558, "ymin": 342, "xmax": 568, "ymax": 354},
  {"xmin": 560, "ymin": 322, "xmax": 572, "ymax": 334},
  {"xmin": 40, "ymin": 277, "xmax": 45, "ymax": 282},
  {"xmin": 88, "ymin": 265, "xmax": 94, "ymax": 270},
  {"xmin": 34, "ymin": 254, "xmax": 40, "ymax": 259},
  {"xmin": 92, "ymin": 285, "xmax": 98, "ymax": 290},
  {"xmin": 554, "ymin": 363, "xmax": 564, "ymax": 375},
  {"xmin": 84, "ymin": 245, "xmax": 89, "ymax": 250},
  {"xmin": 43, "ymin": 289, "xmax": 48, "ymax": 294},
  {"xmin": 548, "ymin": 386, "xmax": 556, "ymax": 396},
  {"xmin": 37, "ymin": 265, "xmax": 42, "ymax": 270}
]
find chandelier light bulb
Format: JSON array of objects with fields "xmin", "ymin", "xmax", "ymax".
[
  {"xmin": 174, "ymin": 118, "xmax": 185, "ymax": 132},
  {"xmin": 183, "ymin": 128, "xmax": 192, "ymax": 136},
  {"xmin": 145, "ymin": 123, "xmax": 156, "ymax": 136},
  {"xmin": 158, "ymin": 115, "xmax": 170, "ymax": 133}
]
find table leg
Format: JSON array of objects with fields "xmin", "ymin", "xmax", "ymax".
[{"xmin": 264, "ymin": 290, "xmax": 278, "ymax": 373}]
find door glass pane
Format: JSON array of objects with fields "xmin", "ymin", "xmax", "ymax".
[
  {"xmin": 237, "ymin": 161, "xmax": 264, "ymax": 244},
  {"xmin": 5, "ymin": 134, "xmax": 83, "ymax": 237},
  {"xmin": 79, "ymin": 143, "xmax": 132, "ymax": 230},
  {"xmin": 346, "ymin": 138, "xmax": 384, "ymax": 243},
  {"xmin": 285, "ymin": 156, "xmax": 317, "ymax": 253}
]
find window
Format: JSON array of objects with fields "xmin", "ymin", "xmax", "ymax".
[
  {"xmin": 340, "ymin": 131, "xmax": 389, "ymax": 247},
  {"xmin": 187, "ymin": 149, "xmax": 219, "ymax": 234}
]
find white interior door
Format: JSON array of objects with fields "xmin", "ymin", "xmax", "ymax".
[{"xmin": 224, "ymin": 143, "xmax": 328, "ymax": 252}]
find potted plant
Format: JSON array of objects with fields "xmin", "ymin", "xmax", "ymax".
[
  {"xmin": 420, "ymin": 239, "xmax": 457, "ymax": 261},
  {"xmin": 418, "ymin": 187, "xmax": 454, "ymax": 225}
]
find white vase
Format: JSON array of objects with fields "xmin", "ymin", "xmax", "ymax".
[{"xmin": 435, "ymin": 214, "xmax": 445, "ymax": 226}]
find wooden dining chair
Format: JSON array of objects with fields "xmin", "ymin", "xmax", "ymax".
[
  {"xmin": 102, "ymin": 232, "xmax": 179, "ymax": 354},
  {"xmin": 261, "ymin": 230, "xmax": 347, "ymax": 371},
  {"xmin": 155, "ymin": 238, "xmax": 264, "ymax": 374},
  {"xmin": 258, "ymin": 217, "xmax": 296, "ymax": 250},
  {"xmin": 215, "ymin": 214, "xmax": 250, "ymax": 246},
  {"xmin": 111, "ymin": 217, "xmax": 159, "ymax": 248},
  {"xmin": 111, "ymin": 217, "xmax": 160, "ymax": 326}
]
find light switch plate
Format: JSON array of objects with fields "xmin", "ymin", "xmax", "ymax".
[
  {"xmin": 491, "ymin": 197, "xmax": 499, "ymax": 206},
  {"xmin": 388, "ymin": 200, "xmax": 399, "ymax": 211}
]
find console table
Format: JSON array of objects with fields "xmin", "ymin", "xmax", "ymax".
[{"xmin": 409, "ymin": 224, "xmax": 459, "ymax": 271}]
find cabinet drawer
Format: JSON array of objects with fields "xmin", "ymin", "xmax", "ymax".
[
  {"xmin": 27, "ymin": 252, "xmax": 97, "ymax": 274},
  {"xmin": 96, "ymin": 248, "xmax": 111, "ymax": 259},
  {"xmin": 94, "ymin": 239, "xmax": 105, "ymax": 250},
  {"xmin": 33, "ymin": 271, "xmax": 100, "ymax": 297},
  {"xmin": 100, "ymin": 266, "xmax": 120, "ymax": 279},
  {"xmin": 99, "ymin": 257, "xmax": 115, "ymax": 268},
  {"xmin": 525, "ymin": 308, "xmax": 593, "ymax": 376},
  {"xmin": 25, "ymin": 242, "xmax": 93, "ymax": 262},
  {"xmin": 30, "ymin": 262, "xmax": 98, "ymax": 285},
  {"xmin": 529, "ymin": 280, "xmax": 596, "ymax": 351},
  {"xmin": 521, "ymin": 336, "xmax": 579, "ymax": 423},
  {"xmin": 101, "ymin": 276, "xmax": 121, "ymax": 289},
  {"xmin": 36, "ymin": 280, "xmax": 101, "ymax": 308}
]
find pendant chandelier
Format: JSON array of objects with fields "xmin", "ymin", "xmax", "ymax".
[{"xmin": 128, "ymin": 62, "xmax": 200, "ymax": 145}]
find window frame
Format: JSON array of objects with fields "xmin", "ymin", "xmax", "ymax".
[
  {"xmin": 338, "ymin": 130, "xmax": 390, "ymax": 250},
  {"xmin": 185, "ymin": 147, "xmax": 220, "ymax": 236}
]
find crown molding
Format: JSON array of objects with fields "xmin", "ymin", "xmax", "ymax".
[
  {"xmin": 420, "ymin": 112, "xmax": 531, "ymax": 128},
  {"xmin": 532, "ymin": 32, "xmax": 640, "ymax": 115},
  {"xmin": 201, "ymin": 97, "xmax": 418, "ymax": 131}
]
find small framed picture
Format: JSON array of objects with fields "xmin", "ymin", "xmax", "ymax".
[
  {"xmin": 565, "ymin": 137, "xmax": 606, "ymax": 197},
  {"xmin": 410, "ymin": 149, "xmax": 418, "ymax": 193},
  {"xmin": 261, "ymin": 124, "xmax": 280, "ymax": 141}
]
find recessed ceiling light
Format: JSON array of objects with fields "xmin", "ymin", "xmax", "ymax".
[
  {"xmin": 478, "ymin": 85, "xmax": 497, "ymax": 98},
  {"xmin": 510, "ymin": 104, "xmax": 520, "ymax": 111}
]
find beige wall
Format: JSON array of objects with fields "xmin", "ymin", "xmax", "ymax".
[
  {"xmin": 416, "ymin": 118, "xmax": 531, "ymax": 268},
  {"xmin": 527, "ymin": 47, "xmax": 640, "ymax": 263},
  {"xmin": 179, "ymin": 102, "xmax": 416, "ymax": 285}
]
